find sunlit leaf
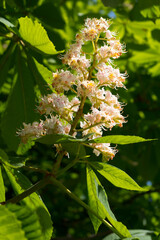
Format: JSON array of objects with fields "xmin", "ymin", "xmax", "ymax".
[
  {"xmin": 88, "ymin": 135, "xmax": 154, "ymax": 144},
  {"xmin": 18, "ymin": 16, "xmax": 59, "ymax": 55},
  {"xmin": 0, "ymin": 204, "xmax": 44, "ymax": 240},
  {"xmin": 86, "ymin": 165, "xmax": 131, "ymax": 237},
  {"xmin": 4, "ymin": 166, "xmax": 53, "ymax": 240},
  {"xmin": 0, "ymin": 166, "xmax": 5, "ymax": 202},
  {"xmin": 90, "ymin": 162, "xmax": 146, "ymax": 191}
]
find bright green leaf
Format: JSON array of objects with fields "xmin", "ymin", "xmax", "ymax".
[
  {"xmin": 87, "ymin": 165, "xmax": 131, "ymax": 237},
  {"xmin": 0, "ymin": 204, "xmax": 27, "ymax": 240},
  {"xmin": 0, "ymin": 166, "xmax": 5, "ymax": 202},
  {"xmin": 4, "ymin": 166, "xmax": 53, "ymax": 240},
  {"xmin": 0, "ymin": 203, "xmax": 45, "ymax": 240},
  {"xmin": 90, "ymin": 162, "xmax": 146, "ymax": 191},
  {"xmin": 148, "ymin": 62, "xmax": 160, "ymax": 76},
  {"xmin": 88, "ymin": 135, "xmax": 155, "ymax": 144},
  {"xmin": 18, "ymin": 16, "xmax": 59, "ymax": 55},
  {"xmin": 130, "ymin": 50, "xmax": 160, "ymax": 65}
]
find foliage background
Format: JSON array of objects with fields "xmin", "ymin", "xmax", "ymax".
[{"xmin": 0, "ymin": 0, "xmax": 160, "ymax": 239}]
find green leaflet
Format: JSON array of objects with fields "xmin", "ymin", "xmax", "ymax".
[
  {"xmin": 37, "ymin": 134, "xmax": 86, "ymax": 158},
  {"xmin": 103, "ymin": 229, "xmax": 157, "ymax": 240},
  {"xmin": 0, "ymin": 204, "xmax": 44, "ymax": 240},
  {"xmin": 26, "ymin": 53, "xmax": 53, "ymax": 95},
  {"xmin": 90, "ymin": 162, "xmax": 146, "ymax": 191},
  {"xmin": 36, "ymin": 133, "xmax": 78, "ymax": 144},
  {"xmin": 129, "ymin": 50, "xmax": 160, "ymax": 64},
  {"xmin": 88, "ymin": 135, "xmax": 155, "ymax": 144},
  {"xmin": 4, "ymin": 166, "xmax": 53, "ymax": 240},
  {"xmin": 0, "ymin": 42, "xmax": 15, "ymax": 89},
  {"xmin": 0, "ymin": 17, "xmax": 18, "ymax": 35},
  {"xmin": 18, "ymin": 16, "xmax": 58, "ymax": 55},
  {"xmin": 86, "ymin": 165, "xmax": 131, "ymax": 238},
  {"xmin": 1, "ymin": 47, "xmax": 37, "ymax": 151},
  {"xmin": 0, "ymin": 148, "xmax": 27, "ymax": 168},
  {"xmin": 0, "ymin": 166, "xmax": 5, "ymax": 202}
]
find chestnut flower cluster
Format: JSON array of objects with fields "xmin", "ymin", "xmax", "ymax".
[{"xmin": 18, "ymin": 17, "xmax": 127, "ymax": 161}]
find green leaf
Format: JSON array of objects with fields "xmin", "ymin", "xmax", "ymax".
[
  {"xmin": 26, "ymin": 53, "xmax": 52, "ymax": 95},
  {"xmin": 18, "ymin": 16, "xmax": 59, "ymax": 55},
  {"xmin": 62, "ymin": 142, "xmax": 86, "ymax": 158},
  {"xmin": 103, "ymin": 229, "xmax": 157, "ymax": 240},
  {"xmin": 4, "ymin": 166, "xmax": 53, "ymax": 240},
  {"xmin": 2, "ymin": 156, "xmax": 27, "ymax": 168},
  {"xmin": 1, "ymin": 46, "xmax": 37, "ymax": 151},
  {"xmin": 37, "ymin": 134, "xmax": 78, "ymax": 144},
  {"xmin": 139, "ymin": 0, "xmax": 160, "ymax": 19},
  {"xmin": 0, "ymin": 203, "xmax": 45, "ymax": 240},
  {"xmin": 0, "ymin": 43, "xmax": 15, "ymax": 89},
  {"xmin": 130, "ymin": 50, "xmax": 160, "ymax": 65},
  {"xmin": 0, "ymin": 204, "xmax": 27, "ymax": 240},
  {"xmin": 88, "ymin": 135, "xmax": 155, "ymax": 144},
  {"xmin": 37, "ymin": 134, "xmax": 86, "ymax": 158},
  {"xmin": 90, "ymin": 162, "xmax": 146, "ymax": 191},
  {"xmin": 0, "ymin": 148, "xmax": 27, "ymax": 168},
  {"xmin": 0, "ymin": 148, "xmax": 8, "ymax": 161},
  {"xmin": 0, "ymin": 17, "xmax": 19, "ymax": 35},
  {"xmin": 148, "ymin": 62, "xmax": 160, "ymax": 76},
  {"xmin": 0, "ymin": 166, "xmax": 5, "ymax": 202},
  {"xmin": 86, "ymin": 165, "xmax": 131, "ymax": 238},
  {"xmin": 0, "ymin": 17, "xmax": 15, "ymax": 28}
]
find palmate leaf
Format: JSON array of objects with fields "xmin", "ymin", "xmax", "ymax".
[
  {"xmin": 86, "ymin": 165, "xmax": 131, "ymax": 238},
  {"xmin": 18, "ymin": 16, "xmax": 59, "ymax": 55},
  {"xmin": 0, "ymin": 204, "xmax": 44, "ymax": 240},
  {"xmin": 0, "ymin": 165, "xmax": 5, "ymax": 202},
  {"xmin": 88, "ymin": 135, "xmax": 155, "ymax": 144},
  {"xmin": 90, "ymin": 162, "xmax": 145, "ymax": 191},
  {"xmin": 4, "ymin": 166, "xmax": 53, "ymax": 240}
]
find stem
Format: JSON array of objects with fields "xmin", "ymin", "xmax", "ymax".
[
  {"xmin": 52, "ymin": 150, "xmax": 66, "ymax": 175},
  {"xmin": 1, "ymin": 176, "xmax": 50, "ymax": 205},
  {"xmin": 88, "ymin": 38, "xmax": 98, "ymax": 80},
  {"xmin": 50, "ymin": 178, "xmax": 125, "ymax": 239},
  {"xmin": 57, "ymin": 157, "xmax": 78, "ymax": 177},
  {"xmin": 69, "ymin": 95, "xmax": 86, "ymax": 135}
]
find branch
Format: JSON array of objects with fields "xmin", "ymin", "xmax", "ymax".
[
  {"xmin": 50, "ymin": 177, "xmax": 126, "ymax": 239},
  {"xmin": 0, "ymin": 176, "xmax": 51, "ymax": 205},
  {"xmin": 124, "ymin": 187, "xmax": 160, "ymax": 204}
]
